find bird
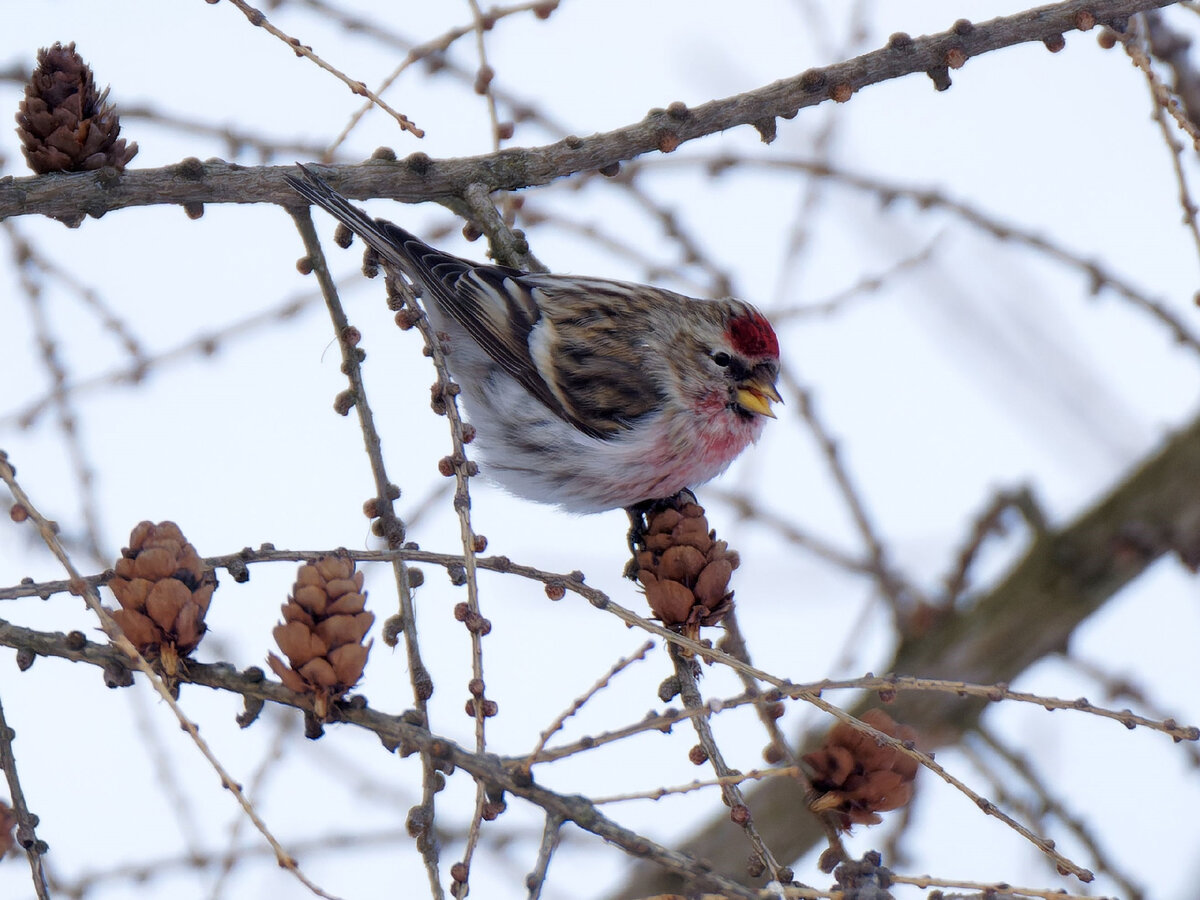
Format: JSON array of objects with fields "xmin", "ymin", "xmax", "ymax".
[{"xmin": 286, "ymin": 166, "xmax": 781, "ymax": 514}]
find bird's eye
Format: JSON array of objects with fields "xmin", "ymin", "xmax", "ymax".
[{"xmin": 711, "ymin": 351, "xmax": 732, "ymax": 368}]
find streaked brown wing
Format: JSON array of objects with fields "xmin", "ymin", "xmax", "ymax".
[
  {"xmin": 286, "ymin": 169, "xmax": 644, "ymax": 438},
  {"xmin": 383, "ymin": 229, "xmax": 628, "ymax": 439},
  {"xmin": 518, "ymin": 277, "xmax": 670, "ymax": 435}
]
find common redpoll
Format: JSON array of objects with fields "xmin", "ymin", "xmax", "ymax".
[{"xmin": 287, "ymin": 168, "xmax": 781, "ymax": 514}]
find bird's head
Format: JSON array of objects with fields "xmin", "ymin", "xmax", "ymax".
[{"xmin": 706, "ymin": 306, "xmax": 781, "ymax": 420}]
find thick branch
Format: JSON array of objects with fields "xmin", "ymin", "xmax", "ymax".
[
  {"xmin": 616, "ymin": 410, "xmax": 1200, "ymax": 897},
  {"xmin": 0, "ymin": 0, "xmax": 1177, "ymax": 223}
]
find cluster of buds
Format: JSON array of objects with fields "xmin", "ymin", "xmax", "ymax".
[
  {"xmin": 268, "ymin": 556, "xmax": 374, "ymax": 721},
  {"xmin": 108, "ymin": 521, "xmax": 216, "ymax": 680},
  {"xmin": 631, "ymin": 493, "xmax": 738, "ymax": 638},
  {"xmin": 15, "ymin": 42, "xmax": 137, "ymax": 174},
  {"xmin": 803, "ymin": 708, "xmax": 919, "ymax": 829}
]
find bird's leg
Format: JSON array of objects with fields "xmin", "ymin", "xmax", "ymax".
[
  {"xmin": 623, "ymin": 491, "xmax": 699, "ymax": 580},
  {"xmin": 624, "ymin": 499, "xmax": 655, "ymax": 579}
]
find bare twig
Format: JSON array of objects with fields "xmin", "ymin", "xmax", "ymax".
[
  {"xmin": 458, "ymin": 181, "xmax": 544, "ymax": 271},
  {"xmin": 4, "ymin": 222, "xmax": 107, "ymax": 565},
  {"xmin": 320, "ymin": 0, "xmax": 555, "ymax": 158},
  {"xmin": 656, "ymin": 152, "xmax": 1200, "ymax": 356},
  {"xmin": 382, "ymin": 235, "xmax": 491, "ymax": 900},
  {"xmin": 591, "ymin": 766, "xmax": 804, "ymax": 805},
  {"xmin": 939, "ymin": 486, "xmax": 1047, "ymax": 606},
  {"xmin": 1144, "ymin": 9, "xmax": 1200, "ymax": 128},
  {"xmin": 706, "ymin": 487, "xmax": 874, "ymax": 576},
  {"xmin": 0, "ymin": 280, "xmax": 329, "ymax": 431},
  {"xmin": 523, "ymin": 640, "xmax": 655, "ymax": 769},
  {"xmin": 784, "ymin": 371, "xmax": 920, "ymax": 615},
  {"xmin": 1066, "ymin": 655, "xmax": 1200, "ymax": 766},
  {"xmin": 524, "ymin": 813, "xmax": 563, "ymax": 900},
  {"xmin": 289, "ymin": 206, "xmax": 444, "ymax": 898},
  {"xmin": 970, "ymin": 727, "xmax": 1144, "ymax": 898},
  {"xmin": 0, "ymin": 695, "xmax": 50, "ymax": 900},
  {"xmin": 467, "ymin": 0, "xmax": 504, "ymax": 151},
  {"xmin": 1124, "ymin": 16, "xmax": 1200, "ymax": 146},
  {"xmin": 208, "ymin": 712, "xmax": 298, "ymax": 900},
  {"xmin": 1122, "ymin": 21, "xmax": 1200, "ymax": 265},
  {"xmin": 770, "ymin": 238, "xmax": 939, "ymax": 322},
  {"xmin": 218, "ymin": 0, "xmax": 424, "ymax": 137},
  {"xmin": 669, "ymin": 642, "xmax": 789, "ymax": 885},
  {"xmin": 889, "ymin": 872, "xmax": 1113, "ymax": 899}
]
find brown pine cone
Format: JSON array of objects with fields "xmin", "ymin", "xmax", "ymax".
[
  {"xmin": 633, "ymin": 493, "xmax": 739, "ymax": 637},
  {"xmin": 803, "ymin": 708, "xmax": 919, "ymax": 829},
  {"xmin": 0, "ymin": 800, "xmax": 15, "ymax": 857},
  {"xmin": 108, "ymin": 521, "xmax": 215, "ymax": 678},
  {"xmin": 268, "ymin": 556, "xmax": 374, "ymax": 720},
  {"xmin": 15, "ymin": 42, "xmax": 138, "ymax": 174}
]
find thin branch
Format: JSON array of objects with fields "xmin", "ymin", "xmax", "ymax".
[
  {"xmin": 591, "ymin": 766, "xmax": 804, "ymax": 805},
  {"xmin": 770, "ymin": 237, "xmax": 939, "ymax": 322},
  {"xmin": 290, "ymin": 206, "xmax": 445, "ymax": 898},
  {"xmin": 971, "ymin": 727, "xmax": 1144, "ymax": 898},
  {"xmin": 523, "ymin": 640, "xmax": 655, "ymax": 769},
  {"xmin": 458, "ymin": 181, "xmax": 544, "ymax": 271},
  {"xmin": 889, "ymin": 872, "xmax": 1112, "ymax": 900},
  {"xmin": 716, "ymin": 611, "xmax": 846, "ymax": 859},
  {"xmin": 669, "ymin": 643, "xmax": 789, "ymax": 885},
  {"xmin": 939, "ymin": 486, "xmax": 1047, "ymax": 607},
  {"xmin": 1124, "ymin": 16, "xmax": 1200, "ymax": 146},
  {"xmin": 1123, "ymin": 20, "xmax": 1200, "ymax": 266},
  {"xmin": 208, "ymin": 713, "xmax": 298, "ymax": 900},
  {"xmin": 783, "ymin": 371, "xmax": 921, "ymax": 615},
  {"xmin": 523, "ymin": 814, "xmax": 563, "ymax": 900},
  {"xmin": 320, "ymin": 0, "xmax": 555, "ymax": 158},
  {"xmin": 5, "ymin": 222, "xmax": 107, "ymax": 565},
  {"xmin": 467, "ymin": 0, "xmax": 504, "ymax": 151},
  {"xmin": 219, "ymin": 0, "xmax": 424, "ymax": 137},
  {"xmin": 706, "ymin": 487, "xmax": 875, "ymax": 576},
  {"xmin": 1065, "ymin": 654, "xmax": 1200, "ymax": 766},
  {"xmin": 0, "ymin": 694, "xmax": 50, "ymax": 900},
  {"xmin": 381, "ymin": 229, "xmax": 490, "ymax": 900},
  {"xmin": 658, "ymin": 152, "xmax": 1200, "ymax": 356},
  {"xmin": 1144, "ymin": 9, "xmax": 1200, "ymax": 129},
  {"xmin": 0, "ymin": 281, "xmax": 328, "ymax": 431}
]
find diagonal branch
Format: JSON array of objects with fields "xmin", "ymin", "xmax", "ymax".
[{"xmin": 0, "ymin": 0, "xmax": 1180, "ymax": 223}]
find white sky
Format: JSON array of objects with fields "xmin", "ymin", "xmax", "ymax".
[{"xmin": 2, "ymin": 2, "xmax": 1199, "ymax": 899}]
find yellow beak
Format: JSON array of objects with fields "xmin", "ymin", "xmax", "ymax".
[{"xmin": 735, "ymin": 379, "xmax": 782, "ymax": 418}]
